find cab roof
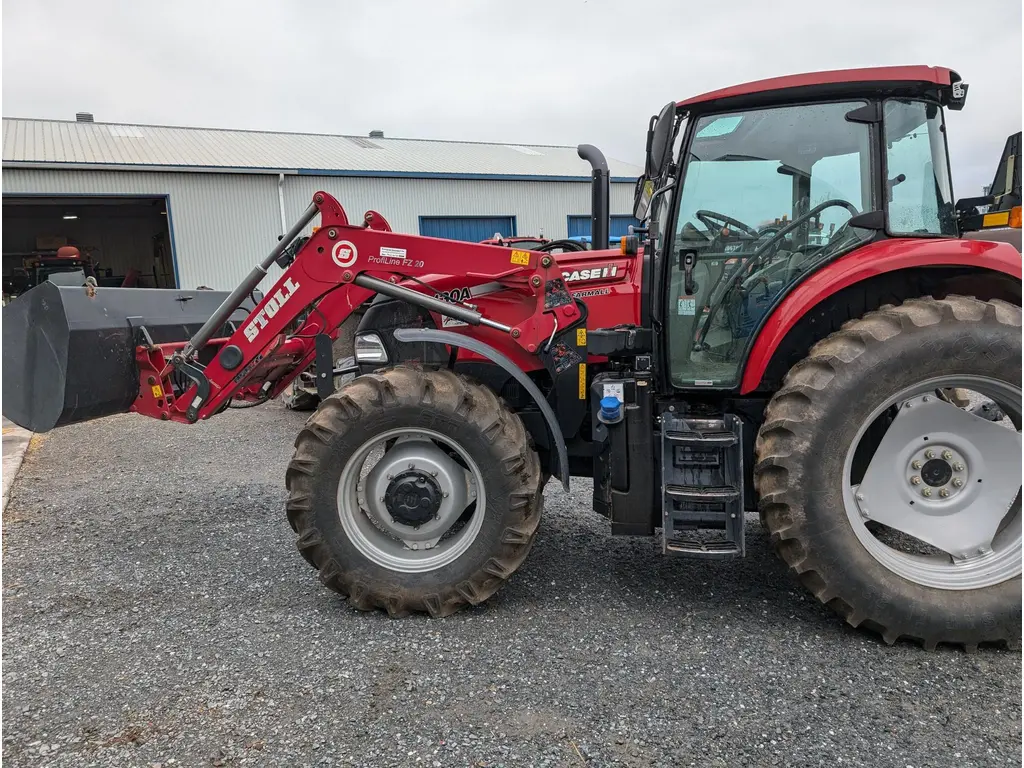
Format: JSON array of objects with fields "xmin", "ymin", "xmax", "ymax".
[{"xmin": 678, "ymin": 66, "xmax": 961, "ymax": 113}]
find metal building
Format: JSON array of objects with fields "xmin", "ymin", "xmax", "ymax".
[{"xmin": 2, "ymin": 116, "xmax": 642, "ymax": 291}]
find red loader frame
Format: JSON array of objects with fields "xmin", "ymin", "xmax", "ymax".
[{"xmin": 134, "ymin": 191, "xmax": 586, "ymax": 429}]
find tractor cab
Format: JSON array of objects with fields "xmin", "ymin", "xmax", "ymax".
[{"xmin": 635, "ymin": 67, "xmax": 969, "ymax": 388}]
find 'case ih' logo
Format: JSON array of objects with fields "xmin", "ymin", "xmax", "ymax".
[
  {"xmin": 244, "ymin": 278, "xmax": 301, "ymax": 342},
  {"xmin": 562, "ymin": 265, "xmax": 618, "ymax": 282}
]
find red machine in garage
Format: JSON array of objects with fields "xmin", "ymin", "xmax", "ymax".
[{"xmin": 4, "ymin": 66, "xmax": 1021, "ymax": 649}]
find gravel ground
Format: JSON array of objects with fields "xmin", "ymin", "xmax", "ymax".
[{"xmin": 2, "ymin": 402, "xmax": 1020, "ymax": 768}]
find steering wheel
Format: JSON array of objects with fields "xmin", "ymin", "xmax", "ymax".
[
  {"xmin": 694, "ymin": 210, "xmax": 760, "ymax": 239},
  {"xmin": 739, "ymin": 199, "xmax": 859, "ymax": 279},
  {"xmin": 693, "ymin": 199, "xmax": 859, "ymax": 351}
]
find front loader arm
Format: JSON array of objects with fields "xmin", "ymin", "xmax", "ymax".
[{"xmin": 133, "ymin": 191, "xmax": 587, "ymax": 426}]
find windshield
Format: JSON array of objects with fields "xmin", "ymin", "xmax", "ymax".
[
  {"xmin": 675, "ymin": 101, "xmax": 873, "ymax": 249},
  {"xmin": 665, "ymin": 100, "xmax": 876, "ymax": 388}
]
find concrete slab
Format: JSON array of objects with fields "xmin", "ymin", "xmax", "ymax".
[{"xmin": 2, "ymin": 417, "xmax": 34, "ymax": 513}]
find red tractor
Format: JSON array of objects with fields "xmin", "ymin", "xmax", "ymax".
[{"xmin": 4, "ymin": 66, "xmax": 1021, "ymax": 649}]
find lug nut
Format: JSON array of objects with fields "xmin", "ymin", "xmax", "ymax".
[
  {"xmin": 910, "ymin": 476, "xmax": 921, "ymax": 485},
  {"xmin": 952, "ymin": 462, "xmax": 964, "ymax": 472},
  {"xmin": 911, "ymin": 460, "xmax": 922, "ymax": 470},
  {"xmin": 952, "ymin": 478, "xmax": 964, "ymax": 488},
  {"xmin": 921, "ymin": 488, "xmax": 932, "ymax": 497},
  {"xmin": 925, "ymin": 449, "xmax": 935, "ymax": 460},
  {"xmin": 939, "ymin": 488, "xmax": 950, "ymax": 498},
  {"xmin": 942, "ymin": 450, "xmax": 953, "ymax": 460}
]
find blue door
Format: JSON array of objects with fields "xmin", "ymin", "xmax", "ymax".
[
  {"xmin": 567, "ymin": 215, "xmax": 641, "ymax": 244},
  {"xmin": 420, "ymin": 216, "xmax": 516, "ymax": 242}
]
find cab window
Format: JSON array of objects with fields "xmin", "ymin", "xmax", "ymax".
[{"xmin": 883, "ymin": 99, "xmax": 956, "ymax": 235}]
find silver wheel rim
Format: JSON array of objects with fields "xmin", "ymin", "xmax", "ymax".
[
  {"xmin": 337, "ymin": 427, "xmax": 486, "ymax": 573},
  {"xmin": 843, "ymin": 375, "xmax": 1022, "ymax": 590}
]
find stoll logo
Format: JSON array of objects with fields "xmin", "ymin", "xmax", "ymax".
[
  {"xmin": 243, "ymin": 278, "xmax": 301, "ymax": 342},
  {"xmin": 332, "ymin": 240, "xmax": 358, "ymax": 268}
]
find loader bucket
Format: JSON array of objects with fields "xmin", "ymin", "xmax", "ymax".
[{"xmin": 2, "ymin": 282, "xmax": 253, "ymax": 433}]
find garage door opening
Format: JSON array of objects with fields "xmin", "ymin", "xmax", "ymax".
[{"xmin": 2, "ymin": 195, "xmax": 176, "ymax": 300}]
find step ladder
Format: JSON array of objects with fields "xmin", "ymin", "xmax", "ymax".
[{"xmin": 660, "ymin": 413, "xmax": 745, "ymax": 559}]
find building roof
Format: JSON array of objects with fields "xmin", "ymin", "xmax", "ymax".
[
  {"xmin": 1, "ymin": 118, "xmax": 642, "ymax": 182},
  {"xmin": 678, "ymin": 65, "xmax": 959, "ymax": 112}
]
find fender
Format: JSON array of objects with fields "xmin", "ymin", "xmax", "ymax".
[
  {"xmin": 740, "ymin": 237, "xmax": 1023, "ymax": 394},
  {"xmin": 392, "ymin": 327, "xmax": 571, "ymax": 491}
]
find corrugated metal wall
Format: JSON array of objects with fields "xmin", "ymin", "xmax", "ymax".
[{"xmin": 3, "ymin": 169, "xmax": 636, "ymax": 290}]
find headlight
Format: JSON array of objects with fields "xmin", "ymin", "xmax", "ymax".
[{"xmin": 354, "ymin": 332, "xmax": 389, "ymax": 364}]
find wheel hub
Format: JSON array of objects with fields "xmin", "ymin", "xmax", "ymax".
[
  {"xmin": 904, "ymin": 443, "xmax": 967, "ymax": 500},
  {"xmin": 920, "ymin": 458, "xmax": 952, "ymax": 487},
  {"xmin": 385, "ymin": 470, "xmax": 442, "ymax": 526}
]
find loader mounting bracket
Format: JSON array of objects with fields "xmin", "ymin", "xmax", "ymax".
[{"xmin": 314, "ymin": 333, "xmax": 334, "ymax": 400}]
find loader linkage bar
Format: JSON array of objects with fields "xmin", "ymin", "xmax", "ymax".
[{"xmin": 135, "ymin": 191, "xmax": 582, "ymax": 425}]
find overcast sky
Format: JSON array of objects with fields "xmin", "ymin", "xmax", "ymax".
[{"xmin": 3, "ymin": 0, "xmax": 1021, "ymax": 195}]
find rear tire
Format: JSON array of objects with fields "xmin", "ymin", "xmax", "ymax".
[
  {"xmin": 754, "ymin": 296, "xmax": 1022, "ymax": 649},
  {"xmin": 285, "ymin": 367, "xmax": 542, "ymax": 617}
]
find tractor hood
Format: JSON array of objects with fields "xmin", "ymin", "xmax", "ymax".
[{"xmin": 357, "ymin": 246, "xmax": 643, "ymax": 375}]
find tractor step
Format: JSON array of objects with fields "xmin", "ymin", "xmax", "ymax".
[{"xmin": 661, "ymin": 414, "xmax": 745, "ymax": 559}]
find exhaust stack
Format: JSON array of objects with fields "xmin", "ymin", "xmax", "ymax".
[{"xmin": 577, "ymin": 144, "xmax": 610, "ymax": 250}]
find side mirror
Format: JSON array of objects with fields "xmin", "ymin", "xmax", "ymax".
[{"xmin": 647, "ymin": 101, "xmax": 677, "ymax": 177}]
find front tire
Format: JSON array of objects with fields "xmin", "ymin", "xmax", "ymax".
[
  {"xmin": 755, "ymin": 296, "xmax": 1022, "ymax": 649},
  {"xmin": 285, "ymin": 367, "xmax": 542, "ymax": 617}
]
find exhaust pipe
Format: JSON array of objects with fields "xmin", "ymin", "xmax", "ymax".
[{"xmin": 577, "ymin": 144, "xmax": 610, "ymax": 250}]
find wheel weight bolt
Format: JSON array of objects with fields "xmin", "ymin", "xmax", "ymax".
[
  {"xmin": 952, "ymin": 462, "xmax": 964, "ymax": 472},
  {"xmin": 952, "ymin": 478, "xmax": 964, "ymax": 488},
  {"xmin": 925, "ymin": 449, "xmax": 935, "ymax": 460},
  {"xmin": 911, "ymin": 460, "xmax": 922, "ymax": 470},
  {"xmin": 921, "ymin": 488, "xmax": 932, "ymax": 497},
  {"xmin": 910, "ymin": 476, "xmax": 921, "ymax": 485},
  {"xmin": 941, "ymin": 450, "xmax": 953, "ymax": 460},
  {"xmin": 939, "ymin": 488, "xmax": 950, "ymax": 498}
]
